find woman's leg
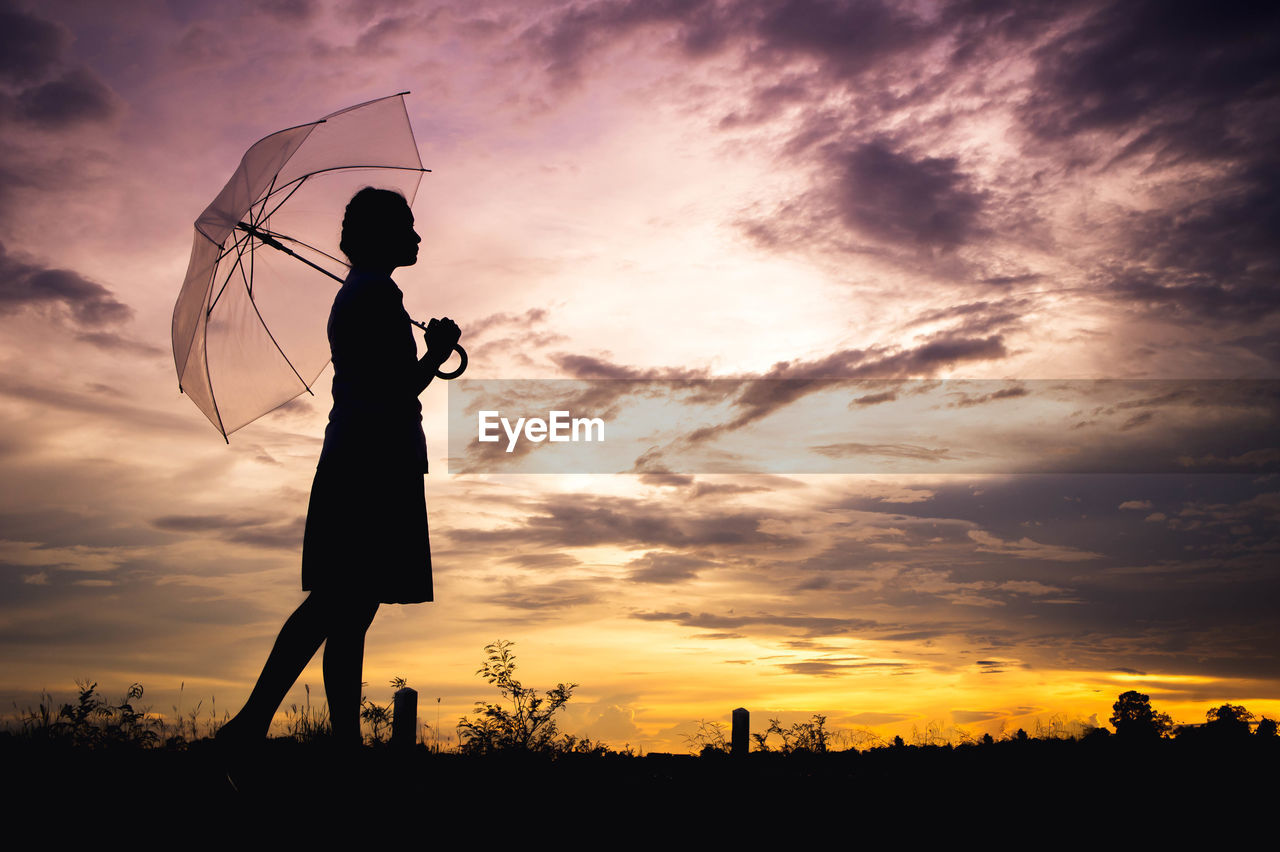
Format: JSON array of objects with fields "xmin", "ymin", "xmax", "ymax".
[
  {"xmin": 221, "ymin": 592, "xmax": 331, "ymax": 739},
  {"xmin": 322, "ymin": 597, "xmax": 380, "ymax": 745}
]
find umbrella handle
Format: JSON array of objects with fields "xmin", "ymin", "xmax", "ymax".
[{"xmin": 436, "ymin": 343, "xmax": 468, "ymax": 380}]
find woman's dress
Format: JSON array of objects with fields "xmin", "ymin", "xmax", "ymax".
[{"xmin": 301, "ymin": 268, "xmax": 432, "ymax": 604}]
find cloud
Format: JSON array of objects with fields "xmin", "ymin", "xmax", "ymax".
[
  {"xmin": 905, "ymin": 299, "xmax": 1032, "ymax": 338},
  {"xmin": 450, "ymin": 492, "xmax": 797, "ymax": 551},
  {"xmin": 948, "ymin": 386, "xmax": 1029, "ymax": 408},
  {"xmin": 468, "ymin": 307, "xmax": 550, "ymax": 338},
  {"xmin": 259, "ymin": 0, "xmax": 318, "ymax": 21},
  {"xmin": 551, "ymin": 353, "xmax": 710, "ymax": 382},
  {"xmin": 967, "ymin": 529, "xmax": 1101, "ymax": 562},
  {"xmin": 626, "ymin": 551, "xmax": 713, "ymax": 584},
  {"xmin": 810, "ymin": 442, "xmax": 954, "ymax": 462},
  {"xmin": 0, "ymin": 0, "xmax": 66, "ymax": 84},
  {"xmin": 487, "ymin": 578, "xmax": 600, "ymax": 611},
  {"xmin": 150, "ymin": 513, "xmax": 304, "ymax": 551},
  {"xmin": 951, "ymin": 709, "xmax": 1001, "ymax": 724},
  {"xmin": 73, "ymin": 331, "xmax": 166, "ymax": 357},
  {"xmin": 0, "ymin": 241, "xmax": 131, "ymax": 326},
  {"xmin": 752, "ymin": 0, "xmax": 929, "ymax": 78},
  {"xmin": 633, "ymin": 610, "xmax": 880, "ymax": 638},
  {"xmin": 846, "ymin": 711, "xmax": 913, "ymax": 725},
  {"xmin": 1020, "ymin": 1, "xmax": 1280, "ymax": 162},
  {"xmin": 14, "ymin": 66, "xmax": 119, "ymax": 128},
  {"xmin": 779, "ymin": 657, "xmax": 911, "ymax": 677},
  {"xmin": 677, "ymin": 335, "xmax": 1008, "ymax": 444},
  {"xmin": 1013, "ymin": 2, "xmax": 1280, "ymax": 324},
  {"xmin": 830, "ymin": 141, "xmax": 988, "ymax": 250},
  {"xmin": 527, "ymin": 0, "xmax": 728, "ymax": 83}
]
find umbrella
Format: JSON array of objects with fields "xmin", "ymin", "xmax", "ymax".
[{"xmin": 172, "ymin": 92, "xmax": 466, "ymax": 441}]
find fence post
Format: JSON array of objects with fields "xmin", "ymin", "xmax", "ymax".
[
  {"xmin": 732, "ymin": 707, "xmax": 749, "ymax": 757},
  {"xmin": 393, "ymin": 686, "xmax": 418, "ymax": 749}
]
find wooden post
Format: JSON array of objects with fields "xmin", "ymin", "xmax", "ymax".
[
  {"xmin": 393, "ymin": 686, "xmax": 418, "ymax": 749},
  {"xmin": 732, "ymin": 707, "xmax": 749, "ymax": 757}
]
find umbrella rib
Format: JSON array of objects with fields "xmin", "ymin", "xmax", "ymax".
[
  {"xmin": 258, "ymin": 175, "xmax": 307, "ymax": 224},
  {"xmin": 235, "ymin": 221, "xmax": 315, "ymax": 396},
  {"xmin": 200, "ymin": 289, "xmax": 230, "ymax": 442},
  {"xmin": 214, "ymin": 227, "xmax": 253, "ymax": 264},
  {"xmin": 208, "ymin": 234, "xmax": 251, "ymax": 316},
  {"xmin": 259, "ymin": 165, "xmax": 431, "ymax": 209},
  {"xmin": 248, "ymin": 284, "xmax": 316, "ymax": 398},
  {"xmin": 235, "ymin": 232, "xmax": 313, "ymax": 393},
  {"xmin": 251, "ymin": 173, "xmax": 279, "ymax": 231},
  {"xmin": 254, "ymin": 225, "xmax": 348, "ymax": 270}
]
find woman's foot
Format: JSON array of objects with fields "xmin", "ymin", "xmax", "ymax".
[{"xmin": 214, "ymin": 715, "xmax": 267, "ymax": 794}]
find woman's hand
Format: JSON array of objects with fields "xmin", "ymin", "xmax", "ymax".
[{"xmin": 425, "ymin": 317, "xmax": 461, "ymax": 365}]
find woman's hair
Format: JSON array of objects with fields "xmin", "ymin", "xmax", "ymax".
[{"xmin": 340, "ymin": 187, "xmax": 410, "ymax": 266}]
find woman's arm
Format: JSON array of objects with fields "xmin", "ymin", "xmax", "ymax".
[{"xmin": 414, "ymin": 317, "xmax": 461, "ymax": 395}]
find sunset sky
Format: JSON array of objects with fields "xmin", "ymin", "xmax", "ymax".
[{"xmin": 2, "ymin": 0, "xmax": 1278, "ymax": 751}]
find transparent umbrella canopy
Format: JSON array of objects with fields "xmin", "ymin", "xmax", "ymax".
[{"xmin": 172, "ymin": 92, "xmax": 442, "ymax": 440}]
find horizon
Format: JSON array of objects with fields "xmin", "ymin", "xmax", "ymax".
[{"xmin": 2, "ymin": 0, "xmax": 1277, "ymax": 753}]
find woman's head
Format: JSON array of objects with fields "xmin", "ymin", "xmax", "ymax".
[{"xmin": 340, "ymin": 187, "xmax": 420, "ymax": 271}]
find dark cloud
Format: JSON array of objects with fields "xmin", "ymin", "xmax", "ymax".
[
  {"xmin": 0, "ymin": 1, "xmax": 66, "ymax": 84},
  {"xmin": 831, "ymin": 141, "xmax": 987, "ymax": 250},
  {"xmin": 633, "ymin": 610, "xmax": 880, "ymax": 638},
  {"xmin": 552, "ymin": 353, "xmax": 709, "ymax": 381},
  {"xmin": 501, "ymin": 552, "xmax": 581, "ymax": 569},
  {"xmin": 527, "ymin": 0, "xmax": 725, "ymax": 82},
  {"xmin": 356, "ymin": 14, "xmax": 415, "ymax": 51},
  {"xmin": 846, "ymin": 711, "xmax": 913, "ymax": 725},
  {"xmin": 810, "ymin": 442, "xmax": 954, "ymax": 461},
  {"xmin": 468, "ymin": 307, "xmax": 550, "ymax": 338},
  {"xmin": 13, "ymin": 66, "xmax": 119, "ymax": 128},
  {"xmin": 639, "ymin": 473, "xmax": 695, "ymax": 488},
  {"xmin": 528, "ymin": 0, "xmax": 933, "ymax": 85},
  {"xmin": 1106, "ymin": 262, "xmax": 1280, "ymax": 324},
  {"xmin": 152, "ymin": 514, "xmax": 260, "ymax": 532},
  {"xmin": 0, "ymin": 374, "xmax": 202, "ymax": 436},
  {"xmin": 259, "ymin": 0, "xmax": 317, "ymax": 21},
  {"xmin": 1011, "ymin": 2, "xmax": 1280, "ymax": 324},
  {"xmin": 951, "ymin": 709, "xmax": 1002, "ymax": 724},
  {"xmin": 638, "ymin": 473, "xmax": 778, "ymax": 499},
  {"xmin": 0, "ymin": 241, "xmax": 131, "ymax": 326},
  {"xmin": 752, "ymin": 0, "xmax": 928, "ymax": 78},
  {"xmin": 1021, "ymin": 1, "xmax": 1280, "ymax": 161},
  {"xmin": 852, "ymin": 390, "xmax": 897, "ymax": 406},
  {"xmin": 548, "ymin": 336, "xmax": 1010, "ymax": 457},
  {"xmin": 450, "ymin": 492, "xmax": 796, "ymax": 551},
  {"xmin": 680, "ymin": 335, "xmax": 1007, "ymax": 443},
  {"xmin": 906, "ymin": 299, "xmax": 1033, "ymax": 338},
  {"xmin": 73, "ymin": 331, "xmax": 166, "ymax": 357},
  {"xmin": 780, "ymin": 657, "xmax": 911, "ymax": 677},
  {"xmin": 151, "ymin": 513, "xmax": 304, "ymax": 551},
  {"xmin": 627, "ymin": 551, "xmax": 714, "ymax": 584},
  {"xmin": 948, "ymin": 386, "xmax": 1029, "ymax": 408},
  {"xmin": 487, "ymin": 579, "xmax": 600, "ymax": 611}
]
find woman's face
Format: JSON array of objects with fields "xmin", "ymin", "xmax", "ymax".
[{"xmin": 389, "ymin": 205, "xmax": 422, "ymax": 269}]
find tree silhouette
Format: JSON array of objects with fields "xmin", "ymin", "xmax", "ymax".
[
  {"xmin": 1256, "ymin": 717, "xmax": 1277, "ymax": 738},
  {"xmin": 1110, "ymin": 691, "xmax": 1172, "ymax": 739},
  {"xmin": 1204, "ymin": 704, "xmax": 1254, "ymax": 738}
]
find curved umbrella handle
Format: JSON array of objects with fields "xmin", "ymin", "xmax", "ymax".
[{"xmin": 436, "ymin": 343, "xmax": 468, "ymax": 380}]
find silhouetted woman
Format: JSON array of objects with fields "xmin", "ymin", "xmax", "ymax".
[{"xmin": 219, "ymin": 187, "xmax": 459, "ymax": 747}]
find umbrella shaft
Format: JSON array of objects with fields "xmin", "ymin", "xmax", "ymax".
[{"xmin": 238, "ymin": 221, "xmax": 430, "ymax": 332}]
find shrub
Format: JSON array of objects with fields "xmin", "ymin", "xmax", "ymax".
[{"xmin": 457, "ymin": 641, "xmax": 577, "ymax": 755}]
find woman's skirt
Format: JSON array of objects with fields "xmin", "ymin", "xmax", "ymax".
[{"xmin": 301, "ymin": 463, "xmax": 433, "ymax": 604}]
